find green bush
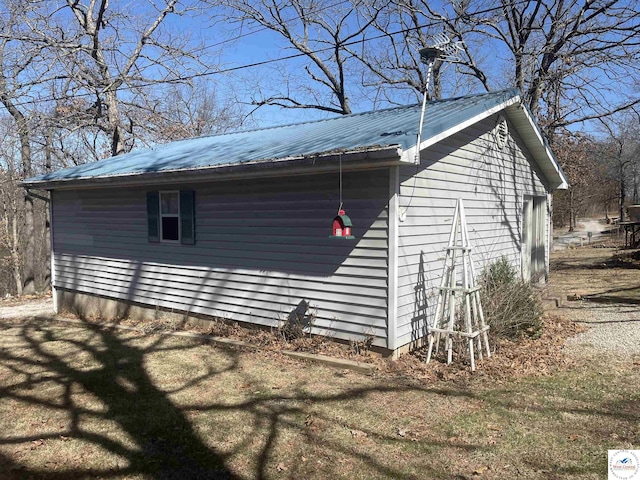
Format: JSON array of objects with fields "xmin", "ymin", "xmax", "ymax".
[{"xmin": 479, "ymin": 256, "xmax": 543, "ymax": 340}]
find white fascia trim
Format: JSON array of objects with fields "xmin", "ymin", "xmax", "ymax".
[
  {"xmin": 518, "ymin": 105, "xmax": 569, "ymax": 190},
  {"xmin": 399, "ymin": 95, "xmax": 522, "ymax": 163},
  {"xmin": 24, "ymin": 146, "xmax": 404, "ymax": 190}
]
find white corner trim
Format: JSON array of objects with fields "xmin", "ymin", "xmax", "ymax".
[
  {"xmin": 49, "ymin": 191, "xmax": 58, "ymax": 314},
  {"xmin": 387, "ymin": 165, "xmax": 400, "ymax": 352},
  {"xmin": 400, "ymin": 144, "xmax": 419, "ymax": 164}
]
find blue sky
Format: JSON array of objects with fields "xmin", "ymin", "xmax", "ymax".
[
  {"xmin": 4, "ymin": 0, "xmax": 635, "ymax": 139},
  {"xmin": 182, "ymin": 0, "xmax": 638, "ymax": 139},
  {"xmin": 163, "ymin": 2, "xmax": 436, "ymax": 127}
]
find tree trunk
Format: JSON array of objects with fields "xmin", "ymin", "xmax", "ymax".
[
  {"xmin": 620, "ymin": 176, "xmax": 626, "ymax": 222},
  {"xmin": 10, "ymin": 212, "xmax": 22, "ymax": 296},
  {"xmin": 1, "ymin": 88, "xmax": 35, "ymax": 294},
  {"xmin": 43, "ymin": 129, "xmax": 52, "ymax": 291},
  {"xmin": 19, "ymin": 117, "xmax": 35, "ymax": 295},
  {"xmin": 106, "ymin": 89, "xmax": 125, "ymax": 156},
  {"xmin": 568, "ymin": 188, "xmax": 575, "ymax": 232},
  {"xmin": 22, "ymin": 194, "xmax": 35, "ymax": 294}
]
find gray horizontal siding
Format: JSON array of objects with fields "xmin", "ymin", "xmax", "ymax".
[
  {"xmin": 52, "ymin": 170, "xmax": 390, "ymax": 346},
  {"xmin": 395, "ymin": 114, "xmax": 548, "ymax": 348}
]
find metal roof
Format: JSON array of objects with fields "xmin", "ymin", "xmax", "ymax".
[{"xmin": 22, "ymin": 88, "xmax": 567, "ymax": 189}]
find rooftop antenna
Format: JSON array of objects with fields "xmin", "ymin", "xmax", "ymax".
[{"xmin": 414, "ymin": 33, "xmax": 463, "ymax": 164}]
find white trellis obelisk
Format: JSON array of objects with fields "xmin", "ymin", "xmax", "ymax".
[{"xmin": 426, "ymin": 199, "xmax": 491, "ymax": 371}]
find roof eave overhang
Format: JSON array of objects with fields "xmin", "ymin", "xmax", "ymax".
[
  {"xmin": 504, "ymin": 103, "xmax": 569, "ymax": 190},
  {"xmin": 398, "ymin": 93, "xmax": 569, "ymax": 191},
  {"xmin": 21, "ymin": 145, "xmax": 404, "ymax": 190},
  {"xmin": 399, "ymin": 94, "xmax": 522, "ymax": 164}
]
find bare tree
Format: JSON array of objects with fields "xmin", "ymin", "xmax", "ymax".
[
  {"xmin": 0, "ymin": 176, "xmax": 23, "ymax": 296},
  {"xmin": 597, "ymin": 112, "xmax": 640, "ymax": 221},
  {"xmin": 55, "ymin": 0, "xmax": 209, "ymax": 156},
  {"xmin": 353, "ymin": 0, "xmax": 490, "ymax": 104},
  {"xmin": 375, "ymin": 0, "xmax": 640, "ymax": 135},
  {"xmin": 218, "ymin": 0, "xmax": 639, "ymax": 133},
  {"xmin": 552, "ymin": 131, "xmax": 607, "ymax": 230},
  {"xmin": 216, "ymin": 0, "xmax": 386, "ymax": 115},
  {"xmin": 0, "ymin": 118, "xmax": 25, "ymax": 295},
  {"xmin": 0, "ymin": 0, "xmax": 247, "ymax": 297},
  {"xmin": 0, "ymin": 1, "xmax": 53, "ymax": 294},
  {"xmin": 39, "ymin": 95, "xmax": 118, "ymax": 165},
  {"xmin": 141, "ymin": 80, "xmax": 249, "ymax": 143}
]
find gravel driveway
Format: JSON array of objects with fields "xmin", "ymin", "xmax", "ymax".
[
  {"xmin": 548, "ymin": 220, "xmax": 640, "ymax": 357},
  {"xmin": 552, "ymin": 218, "xmax": 614, "ymax": 250},
  {"xmin": 562, "ymin": 301, "xmax": 640, "ymax": 355},
  {"xmin": 0, "ymin": 297, "xmax": 53, "ymax": 320}
]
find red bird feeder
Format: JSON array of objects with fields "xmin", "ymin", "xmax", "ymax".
[{"xmin": 330, "ymin": 209, "xmax": 354, "ymax": 239}]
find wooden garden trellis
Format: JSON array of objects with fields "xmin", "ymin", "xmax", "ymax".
[{"xmin": 426, "ymin": 199, "xmax": 491, "ymax": 371}]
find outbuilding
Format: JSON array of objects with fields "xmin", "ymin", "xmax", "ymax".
[{"xmin": 23, "ymin": 89, "xmax": 568, "ymax": 356}]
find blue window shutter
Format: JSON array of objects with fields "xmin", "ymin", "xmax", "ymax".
[
  {"xmin": 147, "ymin": 191, "xmax": 160, "ymax": 243},
  {"xmin": 180, "ymin": 190, "xmax": 195, "ymax": 245}
]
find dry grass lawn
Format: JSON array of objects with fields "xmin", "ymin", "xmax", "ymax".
[
  {"xmin": 0, "ymin": 312, "xmax": 638, "ymax": 479},
  {"xmin": 550, "ymin": 246, "xmax": 640, "ymax": 302}
]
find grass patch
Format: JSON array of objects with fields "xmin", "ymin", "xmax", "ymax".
[
  {"xmin": 550, "ymin": 247, "xmax": 640, "ymax": 301},
  {"xmin": 0, "ymin": 319, "xmax": 637, "ymax": 479}
]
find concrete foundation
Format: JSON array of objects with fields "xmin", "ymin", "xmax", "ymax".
[
  {"xmin": 55, "ymin": 288, "xmax": 397, "ymax": 358},
  {"xmin": 55, "ymin": 288, "xmax": 216, "ymax": 329}
]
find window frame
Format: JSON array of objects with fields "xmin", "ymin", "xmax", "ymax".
[{"xmin": 159, "ymin": 190, "xmax": 181, "ymax": 243}]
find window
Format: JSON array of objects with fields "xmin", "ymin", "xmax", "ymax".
[
  {"xmin": 147, "ymin": 190, "xmax": 195, "ymax": 245},
  {"xmin": 160, "ymin": 191, "xmax": 180, "ymax": 241}
]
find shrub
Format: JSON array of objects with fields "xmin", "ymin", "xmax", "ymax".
[{"xmin": 478, "ymin": 256, "xmax": 543, "ymax": 340}]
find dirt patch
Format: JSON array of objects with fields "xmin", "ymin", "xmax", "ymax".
[
  {"xmin": 552, "ymin": 248, "xmax": 640, "ymax": 271},
  {"xmin": 549, "ymin": 246, "xmax": 640, "ymax": 299}
]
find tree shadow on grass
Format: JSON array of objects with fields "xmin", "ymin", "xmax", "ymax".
[
  {"xmin": 3, "ymin": 316, "xmax": 635, "ymax": 479},
  {"xmin": 475, "ymin": 377, "xmax": 640, "ymax": 478},
  {"xmin": 583, "ymin": 285, "xmax": 640, "ymax": 305},
  {"xmin": 0, "ymin": 318, "xmax": 240, "ymax": 479},
  {"xmin": 551, "ymin": 252, "xmax": 640, "ymax": 272},
  {"xmin": 0, "ymin": 318, "xmax": 485, "ymax": 480}
]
